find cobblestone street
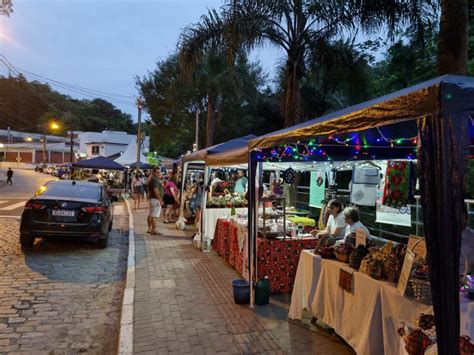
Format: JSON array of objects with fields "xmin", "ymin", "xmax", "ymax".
[{"xmin": 0, "ymin": 207, "xmax": 128, "ymax": 354}]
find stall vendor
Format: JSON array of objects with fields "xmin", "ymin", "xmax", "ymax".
[
  {"xmin": 461, "ymin": 206, "xmax": 474, "ymax": 274},
  {"xmin": 342, "ymin": 207, "xmax": 370, "ymax": 242},
  {"xmin": 234, "ymin": 170, "xmax": 248, "ymax": 193},
  {"xmin": 311, "ymin": 199, "xmax": 346, "ymax": 245}
]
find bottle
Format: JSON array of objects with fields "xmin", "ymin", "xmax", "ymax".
[{"xmin": 254, "ymin": 276, "xmax": 270, "ymax": 305}]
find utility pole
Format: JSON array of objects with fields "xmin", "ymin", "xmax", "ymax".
[
  {"xmin": 194, "ymin": 109, "xmax": 199, "ymax": 151},
  {"xmin": 136, "ymin": 98, "xmax": 142, "ymax": 171},
  {"xmin": 43, "ymin": 133, "xmax": 47, "ymax": 164},
  {"xmin": 69, "ymin": 130, "xmax": 74, "ymax": 163}
]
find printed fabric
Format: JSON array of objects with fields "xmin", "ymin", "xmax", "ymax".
[{"xmin": 382, "ymin": 161, "xmax": 415, "ymax": 208}]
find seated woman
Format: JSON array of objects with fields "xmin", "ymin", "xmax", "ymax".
[
  {"xmin": 311, "ymin": 199, "xmax": 346, "ymax": 247},
  {"xmin": 342, "ymin": 207, "xmax": 370, "ymax": 244}
]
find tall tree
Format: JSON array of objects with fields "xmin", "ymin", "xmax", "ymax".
[
  {"xmin": 437, "ymin": 0, "xmax": 469, "ymax": 74},
  {"xmin": 179, "ymin": 0, "xmax": 353, "ymax": 128}
]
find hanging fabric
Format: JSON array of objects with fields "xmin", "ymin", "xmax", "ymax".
[{"xmin": 382, "ymin": 161, "xmax": 415, "ymax": 208}]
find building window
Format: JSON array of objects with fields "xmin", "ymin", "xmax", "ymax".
[{"xmin": 91, "ymin": 146, "xmax": 100, "ymax": 155}]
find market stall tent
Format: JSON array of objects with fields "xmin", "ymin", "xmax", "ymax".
[
  {"xmin": 72, "ymin": 156, "xmax": 126, "ymax": 170},
  {"xmin": 247, "ymin": 75, "xmax": 474, "ymax": 354}
]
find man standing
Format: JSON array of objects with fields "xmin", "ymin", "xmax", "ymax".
[
  {"xmin": 147, "ymin": 167, "xmax": 164, "ymax": 235},
  {"xmin": 6, "ymin": 167, "xmax": 13, "ymax": 185}
]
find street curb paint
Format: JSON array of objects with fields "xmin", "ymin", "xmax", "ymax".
[{"xmin": 118, "ymin": 199, "xmax": 134, "ymax": 355}]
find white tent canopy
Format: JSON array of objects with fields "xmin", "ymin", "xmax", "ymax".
[{"xmin": 114, "ymin": 143, "xmax": 147, "ymax": 166}]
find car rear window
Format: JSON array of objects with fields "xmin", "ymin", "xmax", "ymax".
[{"xmin": 36, "ymin": 183, "xmax": 100, "ymax": 200}]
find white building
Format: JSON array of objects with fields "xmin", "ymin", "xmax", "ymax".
[{"xmin": 78, "ymin": 130, "xmax": 150, "ymax": 161}]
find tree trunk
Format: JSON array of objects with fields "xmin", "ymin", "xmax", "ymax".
[
  {"xmin": 438, "ymin": 0, "xmax": 469, "ymax": 75},
  {"xmin": 282, "ymin": 51, "xmax": 304, "ymax": 127},
  {"xmin": 205, "ymin": 92, "xmax": 216, "ymax": 147}
]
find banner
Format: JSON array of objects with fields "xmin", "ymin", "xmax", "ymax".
[
  {"xmin": 375, "ymin": 162, "xmax": 412, "ymax": 227},
  {"xmin": 309, "ymin": 170, "xmax": 325, "ymax": 208}
]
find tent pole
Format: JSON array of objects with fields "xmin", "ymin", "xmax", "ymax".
[{"xmin": 248, "ymin": 150, "xmax": 258, "ymax": 308}]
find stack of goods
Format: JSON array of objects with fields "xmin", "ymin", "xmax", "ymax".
[
  {"xmin": 316, "ymin": 245, "xmax": 335, "ymax": 259},
  {"xmin": 398, "ymin": 313, "xmax": 474, "ymax": 355},
  {"xmin": 287, "ymin": 216, "xmax": 315, "ymax": 227},
  {"xmin": 406, "ymin": 258, "xmax": 432, "ymax": 305},
  {"xmin": 359, "ymin": 242, "xmax": 405, "ymax": 281},
  {"xmin": 334, "ymin": 243, "xmax": 354, "ymax": 263},
  {"xmin": 348, "ymin": 245, "xmax": 369, "ymax": 270}
]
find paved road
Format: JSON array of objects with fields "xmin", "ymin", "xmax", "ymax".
[{"xmin": 0, "ymin": 171, "xmax": 128, "ymax": 353}]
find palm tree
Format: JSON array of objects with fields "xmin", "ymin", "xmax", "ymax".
[
  {"xmin": 179, "ymin": 0, "xmax": 353, "ymax": 128},
  {"xmin": 437, "ymin": 0, "xmax": 469, "ymax": 74}
]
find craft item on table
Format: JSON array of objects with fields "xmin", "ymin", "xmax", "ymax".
[
  {"xmin": 282, "ymin": 167, "xmax": 296, "ymax": 184},
  {"xmin": 348, "ymin": 245, "xmax": 369, "ymax": 270},
  {"xmin": 287, "ymin": 216, "xmax": 315, "ymax": 227},
  {"xmin": 338, "ymin": 268, "xmax": 353, "ymax": 293},
  {"xmin": 403, "ymin": 328, "xmax": 431, "ymax": 355},
  {"xmin": 384, "ymin": 243, "xmax": 406, "ymax": 282},
  {"xmin": 406, "ymin": 258, "xmax": 432, "ymax": 305},
  {"xmin": 460, "ymin": 336, "xmax": 474, "ymax": 355},
  {"xmin": 359, "ymin": 247, "xmax": 385, "ymax": 280},
  {"xmin": 382, "ymin": 161, "xmax": 415, "ymax": 208},
  {"xmin": 334, "ymin": 243, "xmax": 354, "ymax": 263},
  {"xmin": 317, "ymin": 246, "xmax": 335, "ymax": 259}
]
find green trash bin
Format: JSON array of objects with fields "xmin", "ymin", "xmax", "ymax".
[{"xmin": 254, "ymin": 276, "xmax": 270, "ymax": 305}]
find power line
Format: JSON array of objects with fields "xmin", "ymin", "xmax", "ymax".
[{"xmin": 0, "ymin": 54, "xmax": 137, "ymax": 107}]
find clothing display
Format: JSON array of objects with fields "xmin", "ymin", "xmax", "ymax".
[
  {"xmin": 382, "ymin": 161, "xmax": 415, "ymax": 208},
  {"xmin": 350, "ymin": 166, "xmax": 380, "ymax": 206}
]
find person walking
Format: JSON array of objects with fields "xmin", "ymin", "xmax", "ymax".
[
  {"xmin": 6, "ymin": 167, "xmax": 13, "ymax": 185},
  {"xmin": 147, "ymin": 167, "xmax": 164, "ymax": 235},
  {"xmin": 163, "ymin": 173, "xmax": 179, "ymax": 223},
  {"xmin": 132, "ymin": 171, "xmax": 144, "ymax": 210}
]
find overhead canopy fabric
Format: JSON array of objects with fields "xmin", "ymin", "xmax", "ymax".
[
  {"xmin": 249, "ymin": 75, "xmax": 474, "ymax": 150},
  {"xmin": 183, "ymin": 135, "xmax": 257, "ymax": 165},
  {"xmin": 72, "ymin": 156, "xmax": 126, "ymax": 170}
]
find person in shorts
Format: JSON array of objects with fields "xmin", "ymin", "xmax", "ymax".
[{"xmin": 147, "ymin": 168, "xmax": 164, "ymax": 235}]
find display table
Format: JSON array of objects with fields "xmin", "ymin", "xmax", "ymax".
[
  {"xmin": 288, "ymin": 250, "xmax": 323, "ymax": 320},
  {"xmin": 203, "ymin": 207, "xmax": 246, "ymax": 242},
  {"xmin": 289, "ymin": 251, "xmax": 474, "ymax": 355},
  {"xmin": 212, "ymin": 219, "xmax": 317, "ymax": 292},
  {"xmin": 257, "ymin": 237, "xmax": 319, "ymax": 293}
]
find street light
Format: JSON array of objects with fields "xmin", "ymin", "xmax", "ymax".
[{"xmin": 43, "ymin": 120, "xmax": 60, "ymax": 165}]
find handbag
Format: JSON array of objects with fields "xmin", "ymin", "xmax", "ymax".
[{"xmin": 348, "ymin": 246, "xmax": 369, "ymax": 270}]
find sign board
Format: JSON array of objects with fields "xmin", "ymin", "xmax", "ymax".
[
  {"xmin": 407, "ymin": 235, "xmax": 427, "ymax": 259},
  {"xmin": 309, "ymin": 170, "xmax": 325, "ymax": 208},
  {"xmin": 355, "ymin": 228, "xmax": 367, "ymax": 247},
  {"xmin": 339, "ymin": 268, "xmax": 353, "ymax": 293},
  {"xmin": 397, "ymin": 249, "xmax": 415, "ymax": 296}
]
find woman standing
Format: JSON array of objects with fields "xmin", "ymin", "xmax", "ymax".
[
  {"xmin": 163, "ymin": 173, "xmax": 179, "ymax": 223},
  {"xmin": 132, "ymin": 171, "xmax": 144, "ymax": 210}
]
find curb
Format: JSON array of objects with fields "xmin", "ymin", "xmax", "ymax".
[{"xmin": 118, "ymin": 199, "xmax": 135, "ymax": 355}]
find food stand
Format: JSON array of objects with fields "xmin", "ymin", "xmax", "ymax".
[
  {"xmin": 72, "ymin": 156, "xmax": 127, "ymax": 199},
  {"xmin": 246, "ymin": 75, "xmax": 474, "ymax": 353}
]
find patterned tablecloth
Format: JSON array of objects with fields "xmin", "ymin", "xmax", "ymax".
[
  {"xmin": 212, "ymin": 218, "xmax": 318, "ymax": 293},
  {"xmin": 257, "ymin": 237, "xmax": 319, "ymax": 293}
]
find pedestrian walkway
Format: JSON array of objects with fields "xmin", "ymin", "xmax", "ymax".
[{"xmin": 132, "ymin": 208, "xmax": 353, "ymax": 354}]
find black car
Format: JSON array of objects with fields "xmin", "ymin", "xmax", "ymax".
[{"xmin": 20, "ymin": 180, "xmax": 113, "ymax": 250}]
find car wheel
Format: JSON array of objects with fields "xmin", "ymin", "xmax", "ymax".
[
  {"xmin": 20, "ymin": 234, "xmax": 34, "ymax": 250},
  {"xmin": 97, "ymin": 232, "xmax": 108, "ymax": 249}
]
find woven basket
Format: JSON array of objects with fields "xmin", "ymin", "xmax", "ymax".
[
  {"xmin": 407, "ymin": 278, "xmax": 432, "ymax": 305},
  {"xmin": 334, "ymin": 251, "xmax": 351, "ymax": 263}
]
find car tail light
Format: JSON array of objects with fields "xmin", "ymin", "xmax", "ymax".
[
  {"xmin": 81, "ymin": 205, "xmax": 107, "ymax": 214},
  {"xmin": 24, "ymin": 201, "xmax": 46, "ymax": 210}
]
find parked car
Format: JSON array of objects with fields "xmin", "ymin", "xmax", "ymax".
[{"xmin": 20, "ymin": 180, "xmax": 113, "ymax": 250}]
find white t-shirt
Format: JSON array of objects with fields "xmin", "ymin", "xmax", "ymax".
[
  {"xmin": 343, "ymin": 221, "xmax": 370, "ymax": 242},
  {"xmin": 461, "ymin": 227, "xmax": 474, "ymax": 274},
  {"xmin": 327, "ymin": 212, "xmax": 346, "ymax": 239}
]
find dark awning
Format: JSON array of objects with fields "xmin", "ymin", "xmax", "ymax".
[{"xmin": 72, "ymin": 156, "xmax": 126, "ymax": 170}]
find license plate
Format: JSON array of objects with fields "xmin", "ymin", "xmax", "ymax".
[{"xmin": 52, "ymin": 210, "xmax": 75, "ymax": 217}]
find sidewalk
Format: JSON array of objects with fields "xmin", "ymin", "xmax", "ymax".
[{"xmin": 131, "ymin": 208, "xmax": 353, "ymax": 354}]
